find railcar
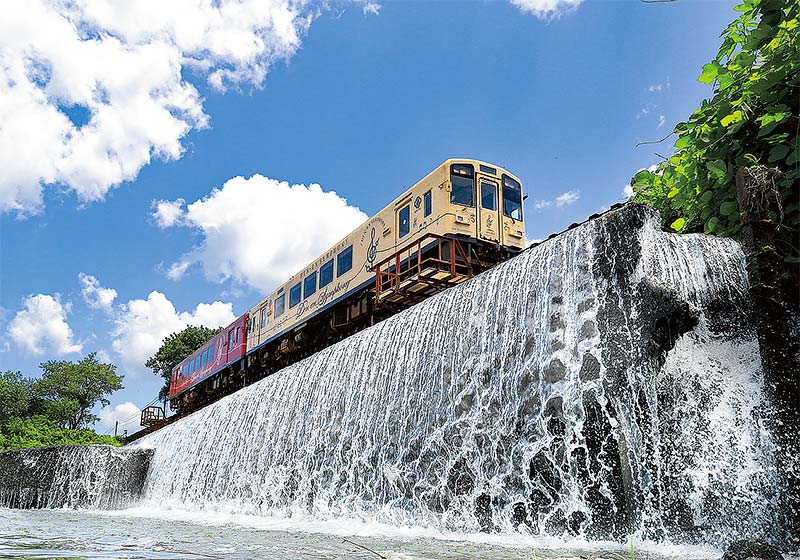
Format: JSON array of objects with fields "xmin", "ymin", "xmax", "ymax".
[
  {"xmin": 147, "ymin": 159, "xmax": 525, "ymax": 422},
  {"xmin": 167, "ymin": 314, "xmax": 249, "ymax": 407}
]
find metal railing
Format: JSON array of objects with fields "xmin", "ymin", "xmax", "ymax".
[{"xmin": 374, "ymin": 234, "xmax": 473, "ymax": 301}]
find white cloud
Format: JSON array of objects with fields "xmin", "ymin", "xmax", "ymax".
[
  {"xmin": 155, "ymin": 174, "xmax": 368, "ymax": 292},
  {"xmin": 648, "ymin": 78, "xmax": 671, "ymax": 93},
  {"xmin": 99, "ymin": 401, "xmax": 142, "ymax": 435},
  {"xmin": 362, "ymin": 2, "xmax": 381, "ymax": 15},
  {"xmin": 95, "ymin": 348, "xmax": 113, "ymax": 364},
  {"xmin": 511, "ymin": 0, "xmax": 583, "ymax": 19},
  {"xmin": 112, "ymin": 291, "xmax": 235, "ymax": 375},
  {"xmin": 79, "ymin": 273, "xmax": 118, "ymax": 314},
  {"xmin": 150, "ymin": 198, "xmax": 187, "ymax": 228},
  {"xmin": 657, "ymin": 114, "xmax": 666, "ymax": 129},
  {"xmin": 0, "ymin": 0, "xmax": 319, "ymax": 216},
  {"xmin": 555, "ymin": 190, "xmax": 580, "ymax": 207},
  {"xmin": 637, "ymin": 102, "xmax": 656, "ymax": 119},
  {"xmin": 531, "ymin": 190, "xmax": 580, "ymax": 210},
  {"xmin": 7, "ymin": 294, "xmax": 82, "ymax": 355}
]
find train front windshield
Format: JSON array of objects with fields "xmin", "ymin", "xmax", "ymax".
[{"xmin": 502, "ymin": 175, "xmax": 522, "ymax": 220}]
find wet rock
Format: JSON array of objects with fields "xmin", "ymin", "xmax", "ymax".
[
  {"xmin": 579, "ymin": 353, "xmax": 601, "ymax": 381},
  {"xmin": 543, "ymin": 358, "xmax": 567, "ymax": 383},
  {"xmin": 721, "ymin": 539, "xmax": 784, "ymax": 560},
  {"xmin": 549, "ymin": 313, "xmax": 565, "ymax": 332},
  {"xmin": 474, "ymin": 493, "xmax": 495, "ymax": 533},
  {"xmin": 579, "ymin": 319, "xmax": 597, "ymax": 340}
]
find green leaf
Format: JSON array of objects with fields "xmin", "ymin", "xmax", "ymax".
[
  {"xmin": 768, "ymin": 144, "xmax": 790, "ymax": 162},
  {"xmin": 670, "ymin": 217, "xmax": 687, "ymax": 231},
  {"xmin": 707, "ymin": 159, "xmax": 727, "ymax": 178},
  {"xmin": 717, "ymin": 72, "xmax": 735, "ymax": 90},
  {"xmin": 720, "ymin": 110, "xmax": 743, "ymax": 127},
  {"xmin": 720, "ymin": 201, "xmax": 738, "ymax": 215},
  {"xmin": 787, "ymin": 146, "xmax": 800, "ymax": 166},
  {"xmin": 667, "ymin": 187, "xmax": 681, "ymax": 199},
  {"xmin": 675, "ymin": 136, "xmax": 692, "ymax": 150},
  {"xmin": 698, "ymin": 63, "xmax": 720, "ymax": 84},
  {"xmin": 632, "ymin": 169, "xmax": 652, "ymax": 184}
]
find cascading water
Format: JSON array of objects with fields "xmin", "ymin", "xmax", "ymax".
[
  {"xmin": 137, "ymin": 204, "xmax": 784, "ymax": 547},
  {"xmin": 0, "ymin": 445, "xmax": 152, "ymax": 509}
]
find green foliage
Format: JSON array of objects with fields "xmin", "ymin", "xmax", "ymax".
[
  {"xmin": 629, "ymin": 0, "xmax": 798, "ymax": 251},
  {"xmin": 145, "ymin": 325, "xmax": 223, "ymax": 401},
  {"xmin": 0, "ymin": 371, "xmax": 33, "ymax": 422},
  {"xmin": 0, "ymin": 355, "xmax": 125, "ymax": 450},
  {"xmin": 33, "ymin": 353, "xmax": 124, "ymax": 430},
  {"xmin": 0, "ymin": 415, "xmax": 120, "ymax": 450}
]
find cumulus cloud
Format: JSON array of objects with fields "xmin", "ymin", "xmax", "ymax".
[
  {"xmin": 7, "ymin": 294, "xmax": 82, "ymax": 355},
  {"xmin": 154, "ymin": 175, "xmax": 368, "ymax": 292},
  {"xmin": 112, "ymin": 291, "xmax": 235, "ymax": 375},
  {"xmin": 79, "ymin": 273, "xmax": 118, "ymax": 314},
  {"xmin": 150, "ymin": 198, "xmax": 187, "ymax": 228},
  {"xmin": 99, "ymin": 401, "xmax": 141, "ymax": 435},
  {"xmin": 511, "ymin": 0, "xmax": 583, "ymax": 20},
  {"xmin": 0, "ymin": 0, "xmax": 319, "ymax": 216}
]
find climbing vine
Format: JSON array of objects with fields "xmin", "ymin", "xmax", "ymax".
[{"xmin": 630, "ymin": 0, "xmax": 798, "ymax": 259}]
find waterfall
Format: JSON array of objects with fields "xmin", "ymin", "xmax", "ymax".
[
  {"xmin": 136, "ymin": 203, "xmax": 782, "ymax": 546},
  {"xmin": 0, "ymin": 445, "xmax": 152, "ymax": 509}
]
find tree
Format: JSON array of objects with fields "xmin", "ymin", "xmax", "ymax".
[
  {"xmin": 0, "ymin": 371, "xmax": 33, "ymax": 423},
  {"xmin": 33, "ymin": 353, "xmax": 124, "ymax": 430},
  {"xmin": 145, "ymin": 325, "xmax": 223, "ymax": 401},
  {"xmin": 630, "ymin": 0, "xmax": 798, "ymax": 256}
]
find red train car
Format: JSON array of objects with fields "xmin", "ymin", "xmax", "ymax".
[{"xmin": 168, "ymin": 314, "xmax": 249, "ymax": 404}]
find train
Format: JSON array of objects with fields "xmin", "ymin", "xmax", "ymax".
[{"xmin": 139, "ymin": 159, "xmax": 526, "ymax": 433}]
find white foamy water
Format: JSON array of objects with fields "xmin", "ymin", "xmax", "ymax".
[{"xmin": 130, "ymin": 205, "xmax": 783, "ymax": 548}]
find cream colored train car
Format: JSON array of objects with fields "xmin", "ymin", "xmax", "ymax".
[{"xmin": 245, "ymin": 158, "xmax": 525, "ymax": 366}]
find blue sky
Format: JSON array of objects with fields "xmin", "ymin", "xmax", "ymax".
[{"xmin": 0, "ymin": 0, "xmax": 738, "ymax": 433}]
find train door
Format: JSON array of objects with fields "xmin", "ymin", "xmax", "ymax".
[
  {"xmin": 225, "ymin": 327, "xmax": 235, "ymax": 362},
  {"xmin": 477, "ymin": 175, "xmax": 501, "ymax": 244}
]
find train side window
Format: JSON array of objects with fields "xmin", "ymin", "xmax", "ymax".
[
  {"xmin": 502, "ymin": 175, "xmax": 523, "ymax": 220},
  {"xmin": 450, "ymin": 163, "xmax": 474, "ymax": 207},
  {"xmin": 481, "ymin": 181, "xmax": 497, "ymax": 211},
  {"xmin": 228, "ymin": 329, "xmax": 234, "ymax": 347},
  {"xmin": 398, "ymin": 205, "xmax": 410, "ymax": 238},
  {"xmin": 337, "ymin": 246, "xmax": 353, "ymax": 277},
  {"xmin": 261, "ymin": 307, "xmax": 268, "ymax": 329},
  {"xmin": 182, "ymin": 365, "xmax": 186, "ymax": 378},
  {"xmin": 304, "ymin": 271, "xmax": 317, "ymax": 299},
  {"xmin": 289, "ymin": 283, "xmax": 302, "ymax": 308},
  {"xmin": 275, "ymin": 294, "xmax": 286, "ymax": 317},
  {"xmin": 424, "ymin": 190, "xmax": 432, "ymax": 217},
  {"xmin": 320, "ymin": 260, "xmax": 334, "ymax": 288},
  {"xmin": 236, "ymin": 327, "xmax": 241, "ymax": 343},
  {"xmin": 208, "ymin": 345, "xmax": 214, "ymax": 361}
]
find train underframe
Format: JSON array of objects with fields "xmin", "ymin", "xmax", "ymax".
[{"xmin": 152, "ymin": 237, "xmax": 519, "ymax": 429}]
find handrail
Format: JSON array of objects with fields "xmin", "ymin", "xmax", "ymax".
[{"xmin": 374, "ymin": 234, "xmax": 472, "ymax": 300}]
